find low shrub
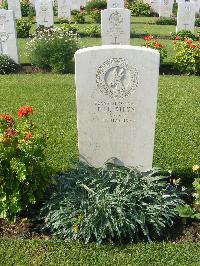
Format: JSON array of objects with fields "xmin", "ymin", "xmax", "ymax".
[
  {"xmin": 195, "ymin": 18, "xmax": 200, "ymax": 27},
  {"xmin": 26, "ymin": 27, "xmax": 79, "ymax": 73},
  {"xmin": 58, "ymin": 17, "xmax": 70, "ymax": 24},
  {"xmin": 0, "ymin": 55, "xmax": 18, "ymax": 74},
  {"xmin": 85, "ymin": 0, "xmax": 107, "ymax": 12},
  {"xmin": 0, "ymin": 106, "xmax": 50, "ymax": 221},
  {"xmin": 21, "ymin": 0, "xmax": 35, "ymax": 17},
  {"xmin": 0, "ymin": 0, "xmax": 8, "ymax": 9},
  {"xmin": 144, "ymin": 34, "xmax": 167, "ymax": 63},
  {"xmin": 85, "ymin": 25, "xmax": 100, "ymax": 37},
  {"xmin": 16, "ymin": 18, "xmax": 32, "ymax": 38},
  {"xmin": 90, "ymin": 9, "xmax": 101, "ymax": 23},
  {"xmin": 173, "ymin": 38, "xmax": 200, "ymax": 74},
  {"xmin": 40, "ymin": 163, "xmax": 183, "ymax": 244},
  {"xmin": 129, "ymin": 1, "xmax": 151, "ymax": 17},
  {"xmin": 171, "ymin": 30, "xmax": 198, "ymax": 41},
  {"xmin": 73, "ymin": 10, "xmax": 86, "ymax": 23},
  {"xmin": 156, "ymin": 17, "xmax": 176, "ymax": 25}
]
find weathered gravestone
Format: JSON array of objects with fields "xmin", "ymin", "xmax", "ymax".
[
  {"xmin": 176, "ymin": 2, "xmax": 196, "ymax": 32},
  {"xmin": 0, "ymin": 9, "xmax": 19, "ymax": 63},
  {"xmin": 159, "ymin": 0, "xmax": 174, "ymax": 17},
  {"xmin": 71, "ymin": 0, "xmax": 81, "ymax": 10},
  {"xmin": 190, "ymin": 0, "xmax": 200, "ymax": 14},
  {"xmin": 149, "ymin": 0, "xmax": 160, "ymax": 14},
  {"xmin": 75, "ymin": 46, "xmax": 160, "ymax": 171},
  {"xmin": 35, "ymin": 0, "xmax": 54, "ymax": 27},
  {"xmin": 58, "ymin": 0, "xmax": 71, "ymax": 20},
  {"xmin": 101, "ymin": 8, "xmax": 131, "ymax": 45},
  {"xmin": 107, "ymin": 0, "xmax": 124, "ymax": 9},
  {"xmin": 7, "ymin": 0, "xmax": 22, "ymax": 19}
]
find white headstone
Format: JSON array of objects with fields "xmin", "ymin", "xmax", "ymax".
[
  {"xmin": 75, "ymin": 46, "xmax": 160, "ymax": 171},
  {"xmin": 176, "ymin": 2, "xmax": 196, "ymax": 32},
  {"xmin": 71, "ymin": 0, "xmax": 81, "ymax": 10},
  {"xmin": 7, "ymin": 0, "xmax": 22, "ymax": 19},
  {"xmin": 149, "ymin": 0, "xmax": 160, "ymax": 13},
  {"xmin": 190, "ymin": 0, "xmax": 200, "ymax": 14},
  {"xmin": 159, "ymin": 0, "xmax": 174, "ymax": 17},
  {"xmin": 35, "ymin": 0, "xmax": 54, "ymax": 27},
  {"xmin": 101, "ymin": 9, "xmax": 131, "ymax": 45},
  {"xmin": 0, "ymin": 9, "xmax": 19, "ymax": 63},
  {"xmin": 107, "ymin": 0, "xmax": 124, "ymax": 9},
  {"xmin": 58, "ymin": 0, "xmax": 71, "ymax": 20}
]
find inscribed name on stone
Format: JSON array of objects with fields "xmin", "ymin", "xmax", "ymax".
[
  {"xmin": 0, "ymin": 9, "xmax": 19, "ymax": 63},
  {"xmin": 7, "ymin": 0, "xmax": 22, "ymax": 19},
  {"xmin": 35, "ymin": 0, "xmax": 54, "ymax": 27},
  {"xmin": 75, "ymin": 46, "xmax": 160, "ymax": 171},
  {"xmin": 58, "ymin": 0, "xmax": 71, "ymax": 20},
  {"xmin": 107, "ymin": 0, "xmax": 124, "ymax": 9},
  {"xmin": 101, "ymin": 8, "xmax": 130, "ymax": 45},
  {"xmin": 176, "ymin": 2, "xmax": 196, "ymax": 32},
  {"xmin": 159, "ymin": 0, "xmax": 173, "ymax": 17}
]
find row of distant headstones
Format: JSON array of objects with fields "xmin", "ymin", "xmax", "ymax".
[{"xmin": 0, "ymin": 0, "xmax": 198, "ymax": 64}]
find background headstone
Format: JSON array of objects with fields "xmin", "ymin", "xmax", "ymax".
[
  {"xmin": 35, "ymin": 0, "xmax": 54, "ymax": 27},
  {"xmin": 159, "ymin": 0, "xmax": 174, "ymax": 17},
  {"xmin": 7, "ymin": 0, "xmax": 22, "ymax": 19},
  {"xmin": 75, "ymin": 46, "xmax": 160, "ymax": 171},
  {"xmin": 58, "ymin": 0, "xmax": 71, "ymax": 20},
  {"xmin": 107, "ymin": 0, "xmax": 124, "ymax": 9},
  {"xmin": 0, "ymin": 9, "xmax": 19, "ymax": 63},
  {"xmin": 176, "ymin": 2, "xmax": 196, "ymax": 32},
  {"xmin": 149, "ymin": 0, "xmax": 160, "ymax": 13},
  {"xmin": 71, "ymin": 0, "xmax": 81, "ymax": 10},
  {"xmin": 101, "ymin": 8, "xmax": 131, "ymax": 45}
]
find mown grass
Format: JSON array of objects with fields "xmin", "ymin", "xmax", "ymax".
[
  {"xmin": 0, "ymin": 239, "xmax": 200, "ymax": 266},
  {"xmin": 0, "ymin": 74, "xmax": 199, "ymax": 174}
]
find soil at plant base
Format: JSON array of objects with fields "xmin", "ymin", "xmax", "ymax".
[{"xmin": 0, "ymin": 218, "xmax": 199, "ymax": 243}]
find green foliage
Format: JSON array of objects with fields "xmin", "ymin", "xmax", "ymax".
[
  {"xmin": 58, "ymin": 17, "xmax": 70, "ymax": 24},
  {"xmin": 0, "ymin": 0, "xmax": 8, "ymax": 9},
  {"xmin": 26, "ymin": 27, "xmax": 79, "ymax": 73},
  {"xmin": 40, "ymin": 163, "xmax": 183, "ymax": 243},
  {"xmin": 195, "ymin": 18, "xmax": 200, "ymax": 27},
  {"xmin": 85, "ymin": 0, "xmax": 107, "ymax": 12},
  {"xmin": 193, "ymin": 178, "xmax": 200, "ymax": 205},
  {"xmin": 173, "ymin": 39, "xmax": 200, "ymax": 74},
  {"xmin": 0, "ymin": 106, "xmax": 50, "ymax": 221},
  {"xmin": 85, "ymin": 25, "xmax": 100, "ymax": 37},
  {"xmin": 144, "ymin": 35, "xmax": 167, "ymax": 63},
  {"xmin": 90, "ymin": 9, "xmax": 101, "ymax": 23},
  {"xmin": 21, "ymin": 0, "xmax": 35, "ymax": 17},
  {"xmin": 129, "ymin": 1, "xmax": 151, "ymax": 17},
  {"xmin": 73, "ymin": 11, "xmax": 86, "ymax": 24},
  {"xmin": 172, "ymin": 2, "xmax": 178, "ymax": 16},
  {"xmin": 171, "ymin": 30, "xmax": 198, "ymax": 41},
  {"xmin": 0, "ymin": 55, "xmax": 18, "ymax": 75},
  {"xmin": 156, "ymin": 17, "xmax": 176, "ymax": 25},
  {"xmin": 16, "ymin": 18, "xmax": 32, "ymax": 38},
  {"xmin": 176, "ymin": 204, "xmax": 200, "ymax": 220}
]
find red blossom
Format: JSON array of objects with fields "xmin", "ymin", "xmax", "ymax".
[
  {"xmin": 4, "ymin": 128, "xmax": 19, "ymax": 139},
  {"xmin": 0, "ymin": 114, "xmax": 14, "ymax": 125},
  {"xmin": 175, "ymin": 36, "xmax": 181, "ymax": 40},
  {"xmin": 185, "ymin": 39, "xmax": 193, "ymax": 45},
  {"xmin": 144, "ymin": 34, "xmax": 153, "ymax": 41},
  {"xmin": 190, "ymin": 44, "xmax": 197, "ymax": 49},
  {"xmin": 155, "ymin": 41, "xmax": 164, "ymax": 48},
  {"xmin": 18, "ymin": 106, "xmax": 33, "ymax": 119},
  {"xmin": 25, "ymin": 131, "xmax": 33, "ymax": 140}
]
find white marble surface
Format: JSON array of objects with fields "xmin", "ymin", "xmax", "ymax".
[
  {"xmin": 107, "ymin": 0, "xmax": 124, "ymax": 9},
  {"xmin": 0, "ymin": 9, "xmax": 19, "ymax": 63},
  {"xmin": 35, "ymin": 0, "xmax": 54, "ymax": 27},
  {"xmin": 75, "ymin": 45, "xmax": 160, "ymax": 171},
  {"xmin": 7, "ymin": 0, "xmax": 22, "ymax": 19},
  {"xmin": 58, "ymin": 0, "xmax": 71, "ymax": 20},
  {"xmin": 101, "ymin": 8, "xmax": 130, "ymax": 45},
  {"xmin": 176, "ymin": 2, "xmax": 196, "ymax": 32},
  {"xmin": 149, "ymin": 0, "xmax": 160, "ymax": 13},
  {"xmin": 190, "ymin": 0, "xmax": 200, "ymax": 14},
  {"xmin": 159, "ymin": 0, "xmax": 173, "ymax": 17}
]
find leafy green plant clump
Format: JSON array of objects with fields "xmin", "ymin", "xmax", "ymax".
[
  {"xmin": 156, "ymin": 17, "xmax": 176, "ymax": 25},
  {"xmin": 0, "ymin": 106, "xmax": 50, "ymax": 221},
  {"xmin": 171, "ymin": 30, "xmax": 198, "ymax": 41},
  {"xmin": 40, "ymin": 163, "xmax": 183, "ymax": 244},
  {"xmin": 0, "ymin": 54, "xmax": 18, "ymax": 75},
  {"xmin": 26, "ymin": 27, "xmax": 79, "ymax": 73},
  {"xmin": 16, "ymin": 18, "xmax": 32, "ymax": 38},
  {"xmin": 85, "ymin": 25, "xmax": 100, "ymax": 37},
  {"xmin": 129, "ymin": 1, "xmax": 151, "ymax": 17},
  {"xmin": 72, "ymin": 10, "xmax": 86, "ymax": 24},
  {"xmin": 85, "ymin": 0, "xmax": 107, "ymax": 12}
]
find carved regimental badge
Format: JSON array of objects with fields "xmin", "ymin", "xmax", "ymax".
[
  {"xmin": 96, "ymin": 58, "xmax": 139, "ymax": 99},
  {"xmin": 109, "ymin": 10, "xmax": 123, "ymax": 27}
]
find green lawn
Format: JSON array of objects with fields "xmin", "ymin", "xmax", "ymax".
[
  {"xmin": 0, "ymin": 239, "xmax": 200, "ymax": 266},
  {"xmin": 0, "ymin": 74, "xmax": 199, "ymax": 173}
]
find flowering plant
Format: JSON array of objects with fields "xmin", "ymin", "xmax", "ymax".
[
  {"xmin": 0, "ymin": 54, "xmax": 18, "ymax": 75},
  {"xmin": 0, "ymin": 106, "xmax": 50, "ymax": 221},
  {"xmin": 143, "ymin": 35, "xmax": 167, "ymax": 63},
  {"xmin": 90, "ymin": 8, "xmax": 101, "ymax": 23},
  {"xmin": 173, "ymin": 38, "xmax": 200, "ymax": 74}
]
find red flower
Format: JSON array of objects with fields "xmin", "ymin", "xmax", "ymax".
[
  {"xmin": 0, "ymin": 114, "xmax": 14, "ymax": 125},
  {"xmin": 155, "ymin": 41, "xmax": 164, "ymax": 48},
  {"xmin": 185, "ymin": 39, "xmax": 193, "ymax": 45},
  {"xmin": 144, "ymin": 34, "xmax": 153, "ymax": 41},
  {"xmin": 190, "ymin": 44, "xmax": 197, "ymax": 49},
  {"xmin": 25, "ymin": 131, "xmax": 33, "ymax": 140},
  {"xmin": 18, "ymin": 106, "xmax": 33, "ymax": 119},
  {"xmin": 175, "ymin": 36, "xmax": 181, "ymax": 40},
  {"xmin": 4, "ymin": 128, "xmax": 19, "ymax": 139}
]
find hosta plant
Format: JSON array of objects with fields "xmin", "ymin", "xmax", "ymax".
[
  {"xmin": 0, "ymin": 106, "xmax": 50, "ymax": 221},
  {"xmin": 40, "ymin": 163, "xmax": 183, "ymax": 244}
]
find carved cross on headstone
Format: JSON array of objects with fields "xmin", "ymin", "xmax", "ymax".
[{"xmin": 111, "ymin": 36, "xmax": 120, "ymax": 44}]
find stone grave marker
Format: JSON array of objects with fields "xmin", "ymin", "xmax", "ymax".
[
  {"xmin": 190, "ymin": 0, "xmax": 200, "ymax": 14},
  {"xmin": 159, "ymin": 0, "xmax": 174, "ymax": 17},
  {"xmin": 7, "ymin": 0, "xmax": 22, "ymax": 19},
  {"xmin": 176, "ymin": 2, "xmax": 196, "ymax": 32},
  {"xmin": 107, "ymin": 0, "xmax": 124, "ymax": 9},
  {"xmin": 35, "ymin": 0, "xmax": 54, "ymax": 27},
  {"xmin": 149, "ymin": 0, "xmax": 160, "ymax": 14},
  {"xmin": 58, "ymin": 0, "xmax": 71, "ymax": 20},
  {"xmin": 71, "ymin": 0, "xmax": 81, "ymax": 10},
  {"xmin": 101, "ymin": 8, "xmax": 131, "ymax": 45},
  {"xmin": 0, "ymin": 9, "xmax": 19, "ymax": 63},
  {"xmin": 75, "ymin": 46, "xmax": 160, "ymax": 171}
]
